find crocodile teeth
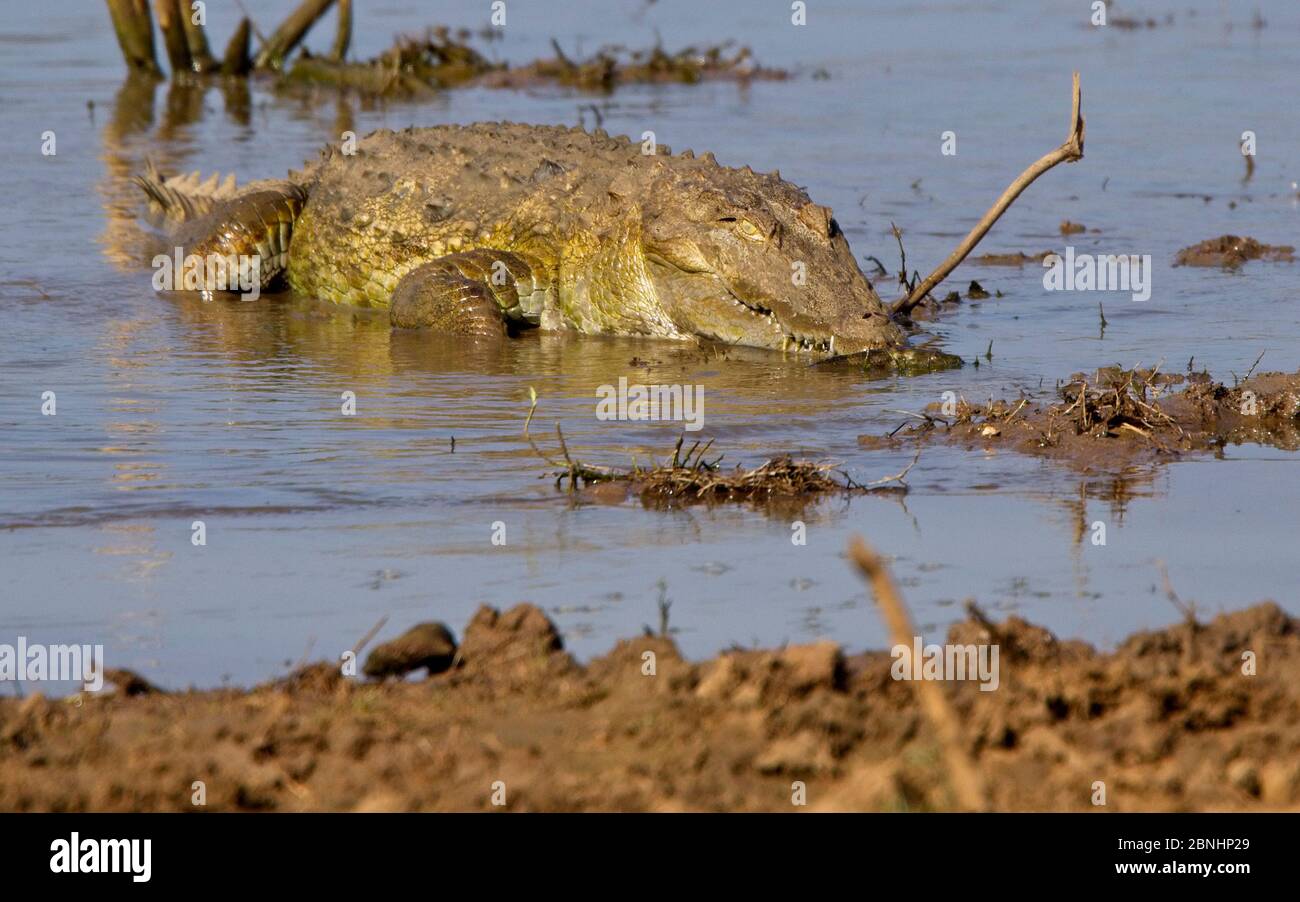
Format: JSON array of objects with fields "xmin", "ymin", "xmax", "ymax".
[
  {"xmin": 724, "ymin": 293, "xmax": 834, "ymax": 354},
  {"xmin": 782, "ymin": 333, "xmax": 833, "ymax": 354}
]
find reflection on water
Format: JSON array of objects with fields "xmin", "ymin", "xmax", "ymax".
[{"xmin": 1, "ymin": 0, "xmax": 1298, "ymax": 691}]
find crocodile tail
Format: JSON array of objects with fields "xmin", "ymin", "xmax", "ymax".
[{"xmin": 133, "ymin": 160, "xmax": 239, "ymax": 223}]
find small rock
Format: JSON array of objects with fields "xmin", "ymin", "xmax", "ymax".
[
  {"xmin": 352, "ymin": 790, "xmax": 407, "ymax": 813},
  {"xmin": 695, "ymin": 655, "xmax": 739, "ymax": 700},
  {"xmin": 363, "ymin": 622, "xmax": 458, "ymax": 679},
  {"xmin": 103, "ymin": 668, "xmax": 162, "ymax": 696},
  {"xmin": 281, "ymin": 661, "xmax": 344, "ymax": 694},
  {"xmin": 1226, "ymin": 759, "xmax": 1261, "ymax": 797},
  {"xmin": 461, "ymin": 603, "xmax": 564, "ymax": 664},
  {"xmin": 1259, "ymin": 760, "xmax": 1300, "ymax": 804},
  {"xmin": 754, "ymin": 731, "xmax": 834, "ymax": 775},
  {"xmin": 778, "ymin": 641, "xmax": 843, "ymax": 692},
  {"xmin": 810, "ymin": 761, "xmax": 906, "ymax": 811}
]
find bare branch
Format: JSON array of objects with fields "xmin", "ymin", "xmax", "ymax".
[
  {"xmin": 1155, "ymin": 559, "xmax": 1197, "ymax": 625},
  {"xmin": 180, "ymin": 2, "xmax": 218, "ymax": 73},
  {"xmin": 254, "ymin": 0, "xmax": 337, "ymax": 70},
  {"xmin": 154, "ymin": 0, "xmax": 192, "ymax": 74},
  {"xmin": 893, "ymin": 72, "xmax": 1085, "ymax": 317},
  {"xmin": 331, "ymin": 0, "xmax": 352, "ymax": 62},
  {"xmin": 105, "ymin": 0, "xmax": 163, "ymax": 76},
  {"xmin": 221, "ymin": 17, "xmax": 252, "ymax": 75},
  {"xmin": 867, "ymin": 447, "xmax": 922, "ymax": 487}
]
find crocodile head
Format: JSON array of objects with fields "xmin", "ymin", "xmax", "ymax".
[{"xmin": 629, "ymin": 163, "xmax": 904, "ymax": 356}]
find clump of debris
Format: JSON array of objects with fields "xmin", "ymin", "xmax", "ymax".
[
  {"xmin": 1174, "ymin": 235, "xmax": 1295, "ymax": 269},
  {"xmin": 282, "ymin": 28, "xmax": 500, "ymax": 96},
  {"xmin": 536, "ymin": 432, "xmax": 873, "ymax": 505},
  {"xmin": 862, "ymin": 365, "xmax": 1300, "ymax": 467},
  {"xmin": 478, "ymin": 39, "xmax": 785, "ymax": 92}
]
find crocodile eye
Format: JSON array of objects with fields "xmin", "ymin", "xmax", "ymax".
[{"xmin": 719, "ymin": 217, "xmax": 766, "ymax": 241}]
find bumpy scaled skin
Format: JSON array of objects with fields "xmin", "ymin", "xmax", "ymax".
[
  {"xmin": 148, "ymin": 123, "xmax": 906, "ymax": 355},
  {"xmin": 177, "ymin": 184, "xmax": 308, "ymax": 291}
]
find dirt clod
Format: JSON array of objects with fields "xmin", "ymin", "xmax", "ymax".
[
  {"xmin": 102, "ymin": 668, "xmax": 161, "ymax": 696},
  {"xmin": 458, "ymin": 604, "xmax": 574, "ymax": 688},
  {"xmin": 969, "ymin": 250, "xmax": 1056, "ymax": 266},
  {"xmin": 1174, "ymin": 235, "xmax": 1295, "ymax": 269}
]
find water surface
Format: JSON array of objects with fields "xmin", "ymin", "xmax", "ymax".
[{"xmin": 2, "ymin": 0, "xmax": 1297, "ymax": 690}]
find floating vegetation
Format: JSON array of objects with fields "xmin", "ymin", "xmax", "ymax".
[{"xmin": 103, "ymin": 0, "xmax": 784, "ymax": 98}]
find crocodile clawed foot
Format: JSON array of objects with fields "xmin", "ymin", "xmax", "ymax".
[{"xmin": 389, "ymin": 261, "xmax": 509, "ymax": 338}]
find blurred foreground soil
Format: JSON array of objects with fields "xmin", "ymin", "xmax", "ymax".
[{"xmin": 2, "ymin": 600, "xmax": 1297, "ymax": 812}]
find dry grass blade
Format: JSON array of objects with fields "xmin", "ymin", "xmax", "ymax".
[
  {"xmin": 848, "ymin": 536, "xmax": 988, "ymax": 812},
  {"xmin": 351, "ymin": 615, "xmax": 388, "ymax": 658},
  {"xmin": 1155, "ymin": 560, "xmax": 1197, "ymax": 625}
]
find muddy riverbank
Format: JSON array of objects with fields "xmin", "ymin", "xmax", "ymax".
[
  {"xmin": 3, "ymin": 596, "xmax": 1296, "ymax": 812},
  {"xmin": 861, "ymin": 369, "xmax": 1300, "ymax": 470}
]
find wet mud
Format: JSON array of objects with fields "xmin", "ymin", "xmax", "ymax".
[
  {"xmin": 968, "ymin": 250, "xmax": 1057, "ymax": 266},
  {"xmin": 2, "ymin": 599, "xmax": 1296, "ymax": 812},
  {"xmin": 1174, "ymin": 235, "xmax": 1295, "ymax": 269},
  {"xmin": 860, "ymin": 368, "xmax": 1300, "ymax": 469}
]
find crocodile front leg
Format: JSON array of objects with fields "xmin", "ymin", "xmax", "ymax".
[{"xmin": 389, "ymin": 249, "xmax": 548, "ymax": 338}]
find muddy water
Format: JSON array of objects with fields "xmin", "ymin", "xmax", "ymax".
[{"xmin": 1, "ymin": 1, "xmax": 1297, "ymax": 690}]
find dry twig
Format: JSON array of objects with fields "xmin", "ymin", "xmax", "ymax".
[
  {"xmin": 254, "ymin": 0, "xmax": 337, "ymax": 70},
  {"xmin": 848, "ymin": 536, "xmax": 988, "ymax": 812},
  {"xmin": 867, "ymin": 447, "xmax": 922, "ymax": 487},
  {"xmin": 331, "ymin": 0, "xmax": 352, "ymax": 61},
  {"xmin": 351, "ymin": 615, "xmax": 389, "ymax": 658},
  {"xmin": 893, "ymin": 72, "xmax": 1085, "ymax": 316}
]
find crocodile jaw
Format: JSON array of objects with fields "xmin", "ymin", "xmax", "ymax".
[{"xmin": 645, "ymin": 258, "xmax": 900, "ymax": 357}]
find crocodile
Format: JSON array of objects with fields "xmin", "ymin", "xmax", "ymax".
[{"xmin": 137, "ymin": 122, "xmax": 908, "ymax": 357}]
